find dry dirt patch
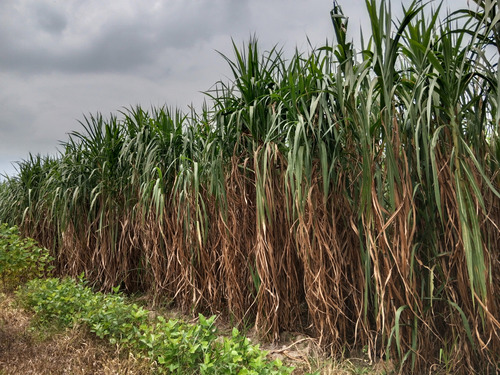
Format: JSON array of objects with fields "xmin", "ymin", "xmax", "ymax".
[{"xmin": 0, "ymin": 291, "xmax": 151, "ymax": 375}]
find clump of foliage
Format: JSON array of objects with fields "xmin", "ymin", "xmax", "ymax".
[
  {"xmin": 0, "ymin": 223, "xmax": 54, "ymax": 289},
  {"xmin": 17, "ymin": 277, "xmax": 293, "ymax": 374}
]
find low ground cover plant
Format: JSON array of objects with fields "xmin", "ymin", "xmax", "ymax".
[
  {"xmin": 17, "ymin": 276, "xmax": 294, "ymax": 374},
  {"xmin": 0, "ymin": 223, "xmax": 54, "ymax": 289}
]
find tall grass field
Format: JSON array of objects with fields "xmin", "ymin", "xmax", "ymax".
[{"xmin": 1, "ymin": 1, "xmax": 499, "ymax": 373}]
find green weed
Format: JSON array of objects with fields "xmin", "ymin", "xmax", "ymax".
[
  {"xmin": 0, "ymin": 223, "xmax": 54, "ymax": 289},
  {"xmin": 17, "ymin": 277, "xmax": 293, "ymax": 374}
]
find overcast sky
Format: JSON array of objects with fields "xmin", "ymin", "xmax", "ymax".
[{"xmin": 0, "ymin": 0, "xmax": 470, "ymax": 180}]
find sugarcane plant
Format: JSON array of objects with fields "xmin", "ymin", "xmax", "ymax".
[{"xmin": 0, "ymin": 1, "xmax": 498, "ymax": 373}]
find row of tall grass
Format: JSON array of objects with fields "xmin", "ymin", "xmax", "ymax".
[{"xmin": 1, "ymin": 0, "xmax": 499, "ymax": 373}]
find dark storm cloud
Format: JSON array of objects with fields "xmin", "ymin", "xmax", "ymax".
[{"xmin": 0, "ymin": 0, "xmax": 249, "ymax": 75}]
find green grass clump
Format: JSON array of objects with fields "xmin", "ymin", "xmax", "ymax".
[
  {"xmin": 0, "ymin": 223, "xmax": 54, "ymax": 289},
  {"xmin": 17, "ymin": 277, "xmax": 294, "ymax": 375}
]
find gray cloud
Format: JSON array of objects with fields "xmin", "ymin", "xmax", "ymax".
[
  {"xmin": 0, "ymin": 0, "xmax": 250, "ymax": 75},
  {"xmin": 32, "ymin": 3, "xmax": 68, "ymax": 35}
]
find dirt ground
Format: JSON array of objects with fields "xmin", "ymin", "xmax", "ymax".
[{"xmin": 0, "ymin": 292, "xmax": 152, "ymax": 375}]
